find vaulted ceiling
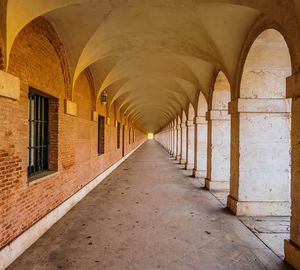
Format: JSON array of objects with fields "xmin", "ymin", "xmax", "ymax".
[{"xmin": 1, "ymin": 0, "xmax": 298, "ymax": 132}]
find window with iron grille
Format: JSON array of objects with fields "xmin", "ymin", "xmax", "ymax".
[
  {"xmin": 133, "ymin": 129, "xmax": 135, "ymax": 143},
  {"xmin": 98, "ymin": 115, "xmax": 105, "ymax": 155},
  {"xmin": 129, "ymin": 128, "xmax": 131, "ymax": 144},
  {"xmin": 28, "ymin": 91, "xmax": 49, "ymax": 177},
  {"xmin": 117, "ymin": 122, "xmax": 121, "ymax": 149}
]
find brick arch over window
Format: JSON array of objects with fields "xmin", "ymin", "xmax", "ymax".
[{"xmin": 8, "ymin": 16, "xmax": 71, "ymax": 99}]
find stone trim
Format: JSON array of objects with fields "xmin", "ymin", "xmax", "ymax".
[
  {"xmin": 64, "ymin": 99, "xmax": 77, "ymax": 116},
  {"xmin": 229, "ymin": 98, "xmax": 291, "ymax": 114},
  {"xmin": 0, "ymin": 70, "xmax": 20, "ymax": 100},
  {"xmin": 206, "ymin": 110, "xmax": 229, "ymax": 121}
]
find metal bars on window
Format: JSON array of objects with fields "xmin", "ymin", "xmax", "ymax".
[
  {"xmin": 28, "ymin": 91, "xmax": 49, "ymax": 177},
  {"xmin": 98, "ymin": 115, "xmax": 105, "ymax": 155},
  {"xmin": 117, "ymin": 122, "xmax": 121, "ymax": 149}
]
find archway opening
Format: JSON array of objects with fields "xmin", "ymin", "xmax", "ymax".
[
  {"xmin": 228, "ymin": 29, "xmax": 292, "ymax": 258},
  {"xmin": 206, "ymin": 72, "xmax": 231, "ymax": 197}
]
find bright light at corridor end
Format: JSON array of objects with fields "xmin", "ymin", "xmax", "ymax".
[{"xmin": 148, "ymin": 133, "xmax": 154, "ymax": 140}]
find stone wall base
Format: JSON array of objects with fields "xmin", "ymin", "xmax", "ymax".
[
  {"xmin": 185, "ymin": 163, "xmax": 194, "ymax": 170},
  {"xmin": 180, "ymin": 159, "xmax": 186, "ymax": 165},
  {"xmin": 227, "ymin": 195, "xmax": 291, "ymax": 216},
  {"xmin": 193, "ymin": 169, "xmax": 206, "ymax": 178},
  {"xmin": 205, "ymin": 178, "xmax": 229, "ymax": 191}
]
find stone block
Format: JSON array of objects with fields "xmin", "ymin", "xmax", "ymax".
[{"xmin": 0, "ymin": 70, "xmax": 20, "ymax": 100}]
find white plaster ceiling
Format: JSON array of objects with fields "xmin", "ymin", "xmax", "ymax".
[{"xmin": 3, "ymin": 0, "xmax": 297, "ymax": 132}]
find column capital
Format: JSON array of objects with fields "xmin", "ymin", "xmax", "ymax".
[
  {"xmin": 206, "ymin": 110, "xmax": 230, "ymax": 121},
  {"xmin": 228, "ymin": 98, "xmax": 291, "ymax": 114},
  {"xmin": 186, "ymin": 120, "xmax": 194, "ymax": 127},
  {"xmin": 177, "ymin": 124, "xmax": 181, "ymax": 129},
  {"xmin": 194, "ymin": 116, "xmax": 206, "ymax": 124},
  {"xmin": 287, "ymin": 73, "xmax": 300, "ymax": 98},
  {"xmin": 181, "ymin": 123, "xmax": 186, "ymax": 128}
]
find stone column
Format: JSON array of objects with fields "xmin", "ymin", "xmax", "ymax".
[
  {"xmin": 180, "ymin": 122, "xmax": 187, "ymax": 165},
  {"xmin": 168, "ymin": 127, "xmax": 172, "ymax": 153},
  {"xmin": 284, "ymin": 74, "xmax": 300, "ymax": 270},
  {"xmin": 172, "ymin": 125, "xmax": 177, "ymax": 158},
  {"xmin": 170, "ymin": 126, "xmax": 173, "ymax": 155},
  {"xmin": 193, "ymin": 116, "xmax": 207, "ymax": 180},
  {"xmin": 227, "ymin": 98, "xmax": 291, "ymax": 216},
  {"xmin": 205, "ymin": 109, "xmax": 230, "ymax": 190},
  {"xmin": 176, "ymin": 124, "xmax": 181, "ymax": 160},
  {"xmin": 185, "ymin": 120, "xmax": 195, "ymax": 170}
]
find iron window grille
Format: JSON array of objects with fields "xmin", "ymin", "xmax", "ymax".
[
  {"xmin": 98, "ymin": 115, "xmax": 105, "ymax": 155},
  {"xmin": 28, "ymin": 90, "xmax": 49, "ymax": 177},
  {"xmin": 117, "ymin": 122, "xmax": 121, "ymax": 149}
]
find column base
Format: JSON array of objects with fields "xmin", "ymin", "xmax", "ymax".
[
  {"xmin": 192, "ymin": 169, "xmax": 206, "ymax": 178},
  {"xmin": 284, "ymin": 240, "xmax": 300, "ymax": 270},
  {"xmin": 205, "ymin": 178, "xmax": 229, "ymax": 191},
  {"xmin": 185, "ymin": 163, "xmax": 194, "ymax": 170},
  {"xmin": 180, "ymin": 159, "xmax": 186, "ymax": 165},
  {"xmin": 227, "ymin": 195, "xmax": 291, "ymax": 216},
  {"xmin": 176, "ymin": 154, "xmax": 181, "ymax": 160}
]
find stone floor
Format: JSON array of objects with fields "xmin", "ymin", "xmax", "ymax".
[
  {"xmin": 8, "ymin": 140, "xmax": 292, "ymax": 270},
  {"xmin": 209, "ymin": 191, "xmax": 290, "ymax": 259}
]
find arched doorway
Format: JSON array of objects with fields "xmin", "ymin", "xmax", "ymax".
[{"xmin": 228, "ymin": 29, "xmax": 292, "ymax": 217}]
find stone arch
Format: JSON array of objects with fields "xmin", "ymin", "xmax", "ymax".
[
  {"xmin": 240, "ymin": 29, "xmax": 291, "ymax": 99},
  {"xmin": 206, "ymin": 71, "xmax": 231, "ymax": 190},
  {"xmin": 193, "ymin": 92, "xmax": 208, "ymax": 179},
  {"xmin": 185, "ymin": 103, "xmax": 195, "ymax": 170},
  {"xmin": 233, "ymin": 15, "xmax": 296, "ymax": 100},
  {"xmin": 197, "ymin": 92, "xmax": 208, "ymax": 117},
  {"xmin": 187, "ymin": 103, "xmax": 195, "ymax": 120},
  {"xmin": 228, "ymin": 29, "xmax": 292, "ymax": 217}
]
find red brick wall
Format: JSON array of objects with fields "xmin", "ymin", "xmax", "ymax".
[{"xmin": 0, "ymin": 17, "xmax": 146, "ymax": 249}]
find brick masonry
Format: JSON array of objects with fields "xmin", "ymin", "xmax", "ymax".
[{"xmin": 0, "ymin": 17, "xmax": 146, "ymax": 249}]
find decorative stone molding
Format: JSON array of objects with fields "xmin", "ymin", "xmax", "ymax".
[
  {"xmin": 229, "ymin": 98, "xmax": 291, "ymax": 114},
  {"xmin": 194, "ymin": 116, "xmax": 206, "ymax": 124},
  {"xmin": 106, "ymin": 117, "xmax": 110, "ymax": 125},
  {"xmin": 0, "ymin": 70, "xmax": 20, "ymax": 100},
  {"xmin": 206, "ymin": 110, "xmax": 230, "ymax": 121},
  {"xmin": 91, "ymin": 110, "xmax": 98, "ymax": 122},
  {"xmin": 64, "ymin": 99, "xmax": 77, "ymax": 116},
  {"xmin": 186, "ymin": 120, "xmax": 194, "ymax": 126}
]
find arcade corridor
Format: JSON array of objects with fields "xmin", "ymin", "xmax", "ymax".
[{"xmin": 8, "ymin": 140, "xmax": 289, "ymax": 270}]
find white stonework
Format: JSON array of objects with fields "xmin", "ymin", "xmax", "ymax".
[
  {"xmin": 185, "ymin": 120, "xmax": 195, "ymax": 170},
  {"xmin": 193, "ymin": 116, "xmax": 207, "ymax": 179},
  {"xmin": 205, "ymin": 109, "xmax": 230, "ymax": 190}
]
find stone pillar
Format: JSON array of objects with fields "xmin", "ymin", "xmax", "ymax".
[
  {"xmin": 168, "ymin": 127, "xmax": 172, "ymax": 153},
  {"xmin": 227, "ymin": 98, "xmax": 291, "ymax": 216},
  {"xmin": 172, "ymin": 125, "xmax": 177, "ymax": 158},
  {"xmin": 170, "ymin": 126, "xmax": 173, "ymax": 155},
  {"xmin": 176, "ymin": 124, "xmax": 181, "ymax": 160},
  {"xmin": 193, "ymin": 116, "xmax": 207, "ymax": 180},
  {"xmin": 205, "ymin": 109, "xmax": 230, "ymax": 190},
  {"xmin": 180, "ymin": 122, "xmax": 187, "ymax": 165},
  {"xmin": 284, "ymin": 74, "xmax": 300, "ymax": 270},
  {"xmin": 185, "ymin": 120, "xmax": 195, "ymax": 170}
]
